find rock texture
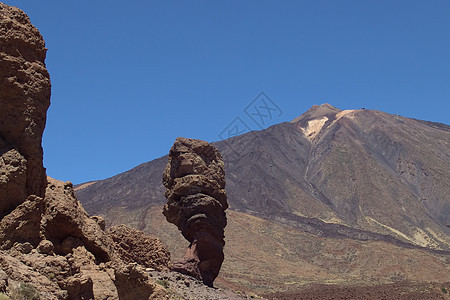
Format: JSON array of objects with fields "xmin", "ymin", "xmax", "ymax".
[
  {"xmin": 0, "ymin": 177, "xmax": 116, "ymax": 258},
  {"xmin": 0, "ymin": 3, "xmax": 51, "ymax": 217},
  {"xmin": 43, "ymin": 178, "xmax": 114, "ymax": 261},
  {"xmin": 107, "ymin": 224, "xmax": 170, "ymax": 270},
  {"xmin": 163, "ymin": 137, "xmax": 228, "ymax": 287},
  {"xmin": 0, "ymin": 177, "xmax": 170, "ymax": 299}
]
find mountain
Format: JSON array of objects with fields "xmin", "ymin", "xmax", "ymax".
[{"xmin": 76, "ymin": 104, "xmax": 450, "ymax": 293}]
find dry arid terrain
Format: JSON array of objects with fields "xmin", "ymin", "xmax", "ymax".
[
  {"xmin": 264, "ymin": 281, "xmax": 450, "ymax": 300},
  {"xmin": 77, "ymin": 104, "xmax": 450, "ymax": 298},
  {"xmin": 2, "ymin": 1, "xmax": 449, "ymax": 298},
  {"xmin": 111, "ymin": 206, "xmax": 450, "ymax": 296}
]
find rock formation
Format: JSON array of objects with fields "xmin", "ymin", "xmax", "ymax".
[
  {"xmin": 0, "ymin": 177, "xmax": 170, "ymax": 299},
  {"xmin": 0, "ymin": 4, "xmax": 170, "ymax": 299},
  {"xmin": 0, "ymin": 3, "xmax": 51, "ymax": 217},
  {"xmin": 163, "ymin": 137, "xmax": 228, "ymax": 287},
  {"xmin": 107, "ymin": 224, "xmax": 170, "ymax": 270}
]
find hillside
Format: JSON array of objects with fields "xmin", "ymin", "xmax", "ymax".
[{"xmin": 76, "ymin": 104, "xmax": 450, "ymax": 292}]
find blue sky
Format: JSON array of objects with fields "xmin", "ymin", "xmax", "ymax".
[{"xmin": 3, "ymin": 1, "xmax": 449, "ymax": 184}]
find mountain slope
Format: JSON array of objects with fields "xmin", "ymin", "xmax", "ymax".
[
  {"xmin": 295, "ymin": 105, "xmax": 450, "ymax": 248},
  {"xmin": 75, "ymin": 104, "xmax": 450, "ymax": 292},
  {"xmin": 77, "ymin": 104, "xmax": 450, "ymax": 250},
  {"xmin": 144, "ymin": 207, "xmax": 450, "ymax": 294}
]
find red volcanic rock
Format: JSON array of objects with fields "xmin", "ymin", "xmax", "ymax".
[
  {"xmin": 163, "ymin": 137, "xmax": 228, "ymax": 287},
  {"xmin": 0, "ymin": 3, "xmax": 51, "ymax": 217}
]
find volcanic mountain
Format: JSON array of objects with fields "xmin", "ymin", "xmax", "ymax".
[{"xmin": 76, "ymin": 104, "xmax": 450, "ymax": 293}]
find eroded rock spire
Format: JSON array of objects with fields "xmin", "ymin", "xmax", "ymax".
[{"xmin": 163, "ymin": 137, "xmax": 228, "ymax": 287}]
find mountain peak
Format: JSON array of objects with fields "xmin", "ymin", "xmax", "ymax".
[
  {"xmin": 291, "ymin": 103, "xmax": 341, "ymax": 123},
  {"xmin": 319, "ymin": 103, "xmax": 340, "ymax": 110},
  {"xmin": 291, "ymin": 104, "xmax": 363, "ymax": 141}
]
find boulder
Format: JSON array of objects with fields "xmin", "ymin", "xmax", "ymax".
[
  {"xmin": 41, "ymin": 178, "xmax": 114, "ymax": 261},
  {"xmin": 113, "ymin": 263, "xmax": 166, "ymax": 300},
  {"xmin": 107, "ymin": 224, "xmax": 171, "ymax": 271},
  {"xmin": 0, "ymin": 195, "xmax": 44, "ymax": 249}
]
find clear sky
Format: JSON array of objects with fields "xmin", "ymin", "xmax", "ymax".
[{"xmin": 2, "ymin": 1, "xmax": 449, "ymax": 184}]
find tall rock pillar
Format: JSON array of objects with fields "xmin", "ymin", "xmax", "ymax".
[
  {"xmin": 0, "ymin": 3, "xmax": 51, "ymax": 217},
  {"xmin": 163, "ymin": 137, "xmax": 228, "ymax": 287}
]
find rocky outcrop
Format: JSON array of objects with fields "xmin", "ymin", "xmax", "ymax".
[
  {"xmin": 163, "ymin": 137, "xmax": 228, "ymax": 287},
  {"xmin": 108, "ymin": 224, "xmax": 170, "ymax": 270},
  {"xmin": 0, "ymin": 177, "xmax": 170, "ymax": 298},
  {"xmin": 0, "ymin": 3, "xmax": 51, "ymax": 217},
  {"xmin": 0, "ymin": 244, "xmax": 167, "ymax": 300},
  {"xmin": 113, "ymin": 263, "xmax": 166, "ymax": 300},
  {"xmin": 0, "ymin": 4, "xmax": 170, "ymax": 298},
  {"xmin": 0, "ymin": 178, "xmax": 115, "ymax": 259},
  {"xmin": 42, "ymin": 178, "xmax": 114, "ymax": 261}
]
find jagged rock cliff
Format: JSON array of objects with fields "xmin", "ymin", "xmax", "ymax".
[
  {"xmin": 0, "ymin": 3, "xmax": 170, "ymax": 299},
  {"xmin": 0, "ymin": 3, "xmax": 50, "ymax": 217}
]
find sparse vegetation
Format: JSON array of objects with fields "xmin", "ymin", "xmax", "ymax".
[
  {"xmin": 0, "ymin": 293, "xmax": 10, "ymax": 300},
  {"xmin": 9, "ymin": 282, "xmax": 40, "ymax": 300},
  {"xmin": 442, "ymin": 287, "xmax": 448, "ymax": 294},
  {"xmin": 156, "ymin": 279, "xmax": 170, "ymax": 289}
]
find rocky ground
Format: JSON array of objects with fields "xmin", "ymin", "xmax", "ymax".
[
  {"xmin": 148, "ymin": 269, "xmax": 263, "ymax": 299},
  {"xmin": 264, "ymin": 281, "xmax": 450, "ymax": 300}
]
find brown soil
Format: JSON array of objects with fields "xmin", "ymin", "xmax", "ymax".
[{"xmin": 264, "ymin": 281, "xmax": 450, "ymax": 300}]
